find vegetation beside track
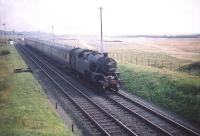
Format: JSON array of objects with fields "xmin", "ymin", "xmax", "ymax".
[
  {"xmin": 0, "ymin": 45, "xmax": 72, "ymax": 136},
  {"xmin": 0, "ymin": 49, "xmax": 10, "ymax": 56},
  {"xmin": 119, "ymin": 63, "xmax": 200, "ymax": 126}
]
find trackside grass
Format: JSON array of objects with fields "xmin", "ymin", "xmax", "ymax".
[
  {"xmin": 0, "ymin": 45, "xmax": 73, "ymax": 136},
  {"xmin": 119, "ymin": 63, "xmax": 200, "ymax": 126}
]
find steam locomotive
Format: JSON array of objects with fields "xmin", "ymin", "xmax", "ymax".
[{"xmin": 25, "ymin": 38, "xmax": 120, "ymax": 93}]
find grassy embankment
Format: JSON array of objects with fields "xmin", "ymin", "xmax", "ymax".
[
  {"xmin": 119, "ymin": 63, "xmax": 200, "ymax": 126},
  {"xmin": 0, "ymin": 45, "xmax": 72, "ymax": 136}
]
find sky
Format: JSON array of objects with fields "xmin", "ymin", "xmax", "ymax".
[{"xmin": 0, "ymin": 0, "xmax": 200, "ymax": 35}]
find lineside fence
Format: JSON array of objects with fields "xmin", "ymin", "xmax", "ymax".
[{"xmin": 108, "ymin": 52, "xmax": 194, "ymax": 75}]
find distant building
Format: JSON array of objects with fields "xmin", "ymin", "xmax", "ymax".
[{"xmin": 8, "ymin": 39, "xmax": 14, "ymax": 45}]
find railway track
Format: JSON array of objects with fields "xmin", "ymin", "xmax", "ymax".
[
  {"xmin": 79, "ymin": 86, "xmax": 200, "ymax": 136},
  {"xmin": 83, "ymin": 91, "xmax": 170, "ymax": 136},
  {"xmin": 108, "ymin": 92, "xmax": 200, "ymax": 136},
  {"xmin": 17, "ymin": 44, "xmax": 200, "ymax": 136},
  {"xmin": 17, "ymin": 45, "xmax": 137, "ymax": 136}
]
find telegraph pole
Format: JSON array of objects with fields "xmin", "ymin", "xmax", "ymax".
[
  {"xmin": 52, "ymin": 25, "xmax": 55, "ymax": 42},
  {"xmin": 12, "ymin": 29, "xmax": 15, "ymax": 41},
  {"xmin": 99, "ymin": 7, "xmax": 104, "ymax": 53},
  {"xmin": 2, "ymin": 23, "xmax": 6, "ymax": 44}
]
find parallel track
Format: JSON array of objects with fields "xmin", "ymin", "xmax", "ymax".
[
  {"xmin": 107, "ymin": 92, "xmax": 200, "ymax": 136},
  {"xmin": 17, "ymin": 45, "xmax": 137, "ymax": 136}
]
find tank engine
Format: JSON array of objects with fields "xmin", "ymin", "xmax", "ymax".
[{"xmin": 25, "ymin": 38, "xmax": 120, "ymax": 93}]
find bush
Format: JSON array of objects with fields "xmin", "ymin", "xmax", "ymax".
[{"xmin": 0, "ymin": 50, "xmax": 10, "ymax": 56}]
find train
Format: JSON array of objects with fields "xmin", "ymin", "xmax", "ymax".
[{"xmin": 24, "ymin": 38, "xmax": 121, "ymax": 93}]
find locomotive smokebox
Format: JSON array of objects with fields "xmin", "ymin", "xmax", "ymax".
[{"xmin": 103, "ymin": 53, "xmax": 108, "ymax": 57}]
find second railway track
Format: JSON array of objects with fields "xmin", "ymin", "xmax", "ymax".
[
  {"xmin": 76, "ymin": 84, "xmax": 200, "ymax": 136},
  {"xmin": 106, "ymin": 92, "xmax": 200, "ymax": 136}
]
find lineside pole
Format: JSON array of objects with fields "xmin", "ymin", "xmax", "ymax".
[
  {"xmin": 2, "ymin": 23, "xmax": 6, "ymax": 44},
  {"xmin": 99, "ymin": 7, "xmax": 104, "ymax": 53}
]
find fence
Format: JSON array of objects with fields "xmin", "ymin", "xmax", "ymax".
[{"xmin": 108, "ymin": 52, "xmax": 193, "ymax": 75}]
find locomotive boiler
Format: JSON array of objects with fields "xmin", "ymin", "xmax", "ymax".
[{"xmin": 25, "ymin": 38, "xmax": 120, "ymax": 93}]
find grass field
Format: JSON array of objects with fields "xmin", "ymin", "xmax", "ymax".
[
  {"xmin": 107, "ymin": 37, "xmax": 200, "ymax": 62},
  {"xmin": 0, "ymin": 45, "xmax": 72, "ymax": 136},
  {"xmin": 107, "ymin": 37, "xmax": 200, "ymax": 76}
]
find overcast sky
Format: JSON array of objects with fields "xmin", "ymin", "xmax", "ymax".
[{"xmin": 0, "ymin": 0, "xmax": 200, "ymax": 35}]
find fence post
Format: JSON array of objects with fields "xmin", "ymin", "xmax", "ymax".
[
  {"xmin": 72, "ymin": 124, "xmax": 74, "ymax": 133},
  {"xmin": 55, "ymin": 102, "xmax": 57, "ymax": 109},
  {"xmin": 121, "ymin": 54, "xmax": 122, "ymax": 63},
  {"xmin": 136, "ymin": 57, "xmax": 137, "ymax": 65},
  {"xmin": 148, "ymin": 59, "xmax": 149, "ymax": 66},
  {"xmin": 188, "ymin": 65, "xmax": 191, "ymax": 75},
  {"xmin": 131, "ymin": 56, "xmax": 133, "ymax": 63},
  {"xmin": 124, "ymin": 54, "xmax": 126, "ymax": 63},
  {"xmin": 161, "ymin": 60, "xmax": 163, "ymax": 68}
]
